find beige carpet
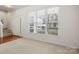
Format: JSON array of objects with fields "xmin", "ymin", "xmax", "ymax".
[{"xmin": 0, "ymin": 38, "xmax": 78, "ymax": 54}]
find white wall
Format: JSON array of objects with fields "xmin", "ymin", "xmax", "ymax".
[
  {"xmin": 9, "ymin": 5, "xmax": 79, "ymax": 48},
  {"xmin": 59, "ymin": 6, "xmax": 79, "ymax": 48},
  {"xmin": 6, "ymin": 12, "xmax": 21, "ymax": 35}
]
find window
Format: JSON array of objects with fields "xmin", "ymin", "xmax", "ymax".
[
  {"xmin": 36, "ymin": 9, "xmax": 46, "ymax": 34},
  {"xmin": 28, "ymin": 7, "xmax": 59, "ymax": 35}
]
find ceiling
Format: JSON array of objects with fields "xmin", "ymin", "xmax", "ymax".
[{"xmin": 0, "ymin": 5, "xmax": 28, "ymax": 12}]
